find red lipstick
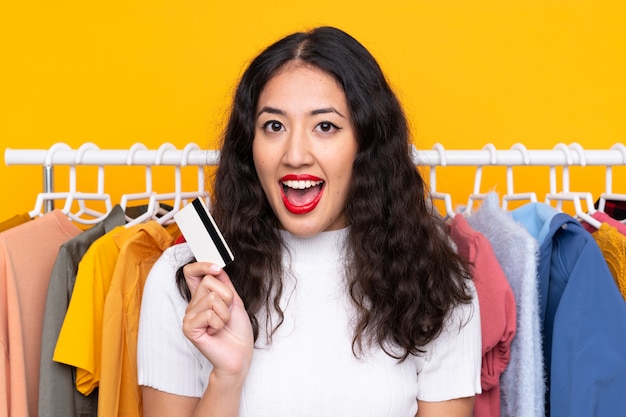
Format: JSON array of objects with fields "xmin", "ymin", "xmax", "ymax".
[{"xmin": 279, "ymin": 174, "xmax": 325, "ymax": 214}]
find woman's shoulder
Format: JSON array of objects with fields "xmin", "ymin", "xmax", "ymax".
[
  {"xmin": 153, "ymin": 242, "xmax": 194, "ymax": 271},
  {"xmin": 143, "ymin": 242, "xmax": 194, "ymax": 297}
]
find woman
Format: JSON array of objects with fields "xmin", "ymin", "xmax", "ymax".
[{"xmin": 137, "ymin": 26, "xmax": 481, "ymax": 417}]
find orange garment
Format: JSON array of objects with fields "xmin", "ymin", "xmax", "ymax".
[
  {"xmin": 0, "ymin": 212, "xmax": 31, "ymax": 233},
  {"xmin": 98, "ymin": 222, "xmax": 177, "ymax": 417},
  {"xmin": 592, "ymin": 223, "xmax": 626, "ymax": 301},
  {"xmin": 0, "ymin": 210, "xmax": 82, "ymax": 417}
]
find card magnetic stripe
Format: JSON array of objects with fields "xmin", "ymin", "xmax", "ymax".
[{"xmin": 191, "ymin": 198, "xmax": 233, "ymax": 264}]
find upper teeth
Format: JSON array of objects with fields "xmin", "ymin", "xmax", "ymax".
[{"xmin": 282, "ymin": 180, "xmax": 323, "ymax": 190}]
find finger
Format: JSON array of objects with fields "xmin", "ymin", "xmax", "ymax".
[
  {"xmin": 183, "ymin": 261, "xmax": 225, "ymax": 294},
  {"xmin": 208, "ymin": 268, "xmax": 242, "ymax": 301},
  {"xmin": 183, "ymin": 307, "xmax": 227, "ymax": 339},
  {"xmin": 187, "ymin": 288, "xmax": 232, "ymax": 318},
  {"xmin": 193, "ymin": 274, "xmax": 234, "ymax": 308},
  {"xmin": 184, "ymin": 294, "xmax": 232, "ymax": 333}
]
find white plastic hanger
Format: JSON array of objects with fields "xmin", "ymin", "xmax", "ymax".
[
  {"xmin": 124, "ymin": 143, "xmax": 208, "ymax": 227},
  {"xmin": 119, "ymin": 143, "xmax": 163, "ymax": 225},
  {"xmin": 29, "ymin": 142, "xmax": 73, "ymax": 219},
  {"xmin": 29, "ymin": 143, "xmax": 113, "ymax": 224},
  {"xmin": 464, "ymin": 144, "xmax": 498, "ymax": 215},
  {"xmin": 428, "ymin": 143, "xmax": 456, "ymax": 219},
  {"xmin": 597, "ymin": 143, "xmax": 626, "ymax": 220},
  {"xmin": 156, "ymin": 142, "xmax": 208, "ymax": 225},
  {"xmin": 501, "ymin": 143, "xmax": 537, "ymax": 210},
  {"xmin": 544, "ymin": 143, "xmax": 601, "ymax": 229},
  {"xmin": 63, "ymin": 143, "xmax": 113, "ymax": 224},
  {"xmin": 124, "ymin": 143, "xmax": 177, "ymax": 227}
]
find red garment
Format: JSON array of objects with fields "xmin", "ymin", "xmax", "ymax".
[
  {"xmin": 449, "ymin": 214, "xmax": 517, "ymax": 417},
  {"xmin": 582, "ymin": 211, "xmax": 626, "ymax": 236}
]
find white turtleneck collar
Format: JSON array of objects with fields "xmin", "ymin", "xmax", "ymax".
[{"xmin": 279, "ymin": 227, "xmax": 350, "ymax": 265}]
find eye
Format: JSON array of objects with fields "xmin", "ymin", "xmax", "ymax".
[
  {"xmin": 262, "ymin": 120, "xmax": 284, "ymax": 133},
  {"xmin": 316, "ymin": 121, "xmax": 340, "ymax": 133}
]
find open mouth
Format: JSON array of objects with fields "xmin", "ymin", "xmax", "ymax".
[{"xmin": 280, "ymin": 178, "xmax": 325, "ymax": 214}]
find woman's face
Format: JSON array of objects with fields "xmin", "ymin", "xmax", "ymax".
[{"xmin": 253, "ymin": 62, "xmax": 358, "ymax": 238}]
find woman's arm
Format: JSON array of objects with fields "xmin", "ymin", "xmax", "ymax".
[
  {"xmin": 416, "ymin": 396, "xmax": 475, "ymax": 417},
  {"xmin": 142, "ymin": 371, "xmax": 247, "ymax": 417},
  {"xmin": 142, "ymin": 262, "xmax": 254, "ymax": 417},
  {"xmin": 142, "ymin": 387, "xmax": 199, "ymax": 417}
]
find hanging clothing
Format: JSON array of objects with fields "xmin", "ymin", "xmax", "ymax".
[
  {"xmin": 465, "ymin": 193, "xmax": 545, "ymax": 417},
  {"xmin": 0, "ymin": 210, "xmax": 82, "ymax": 417},
  {"xmin": 512, "ymin": 203, "xmax": 626, "ymax": 417},
  {"xmin": 53, "ymin": 221, "xmax": 179, "ymax": 417},
  {"xmin": 53, "ymin": 224, "xmax": 129, "ymax": 395},
  {"xmin": 594, "ymin": 198, "xmax": 626, "ymax": 221},
  {"xmin": 589, "ymin": 223, "xmax": 626, "ymax": 301},
  {"xmin": 0, "ymin": 212, "xmax": 31, "ymax": 233},
  {"xmin": 38, "ymin": 205, "xmax": 125, "ymax": 417},
  {"xmin": 581, "ymin": 210, "xmax": 626, "ymax": 236},
  {"xmin": 98, "ymin": 221, "xmax": 178, "ymax": 417},
  {"xmin": 449, "ymin": 213, "xmax": 516, "ymax": 417}
]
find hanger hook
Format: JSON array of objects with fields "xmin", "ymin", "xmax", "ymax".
[
  {"xmin": 510, "ymin": 143, "xmax": 530, "ymax": 165},
  {"xmin": 553, "ymin": 143, "xmax": 573, "ymax": 165},
  {"xmin": 611, "ymin": 143, "xmax": 626, "ymax": 164},
  {"xmin": 552, "ymin": 143, "xmax": 573, "ymax": 193},
  {"xmin": 464, "ymin": 144, "xmax": 496, "ymax": 215},
  {"xmin": 181, "ymin": 143, "xmax": 200, "ymax": 167},
  {"xmin": 482, "ymin": 143, "xmax": 497, "ymax": 165},
  {"xmin": 75, "ymin": 143, "xmax": 106, "ymax": 195},
  {"xmin": 429, "ymin": 143, "xmax": 447, "ymax": 192},
  {"xmin": 568, "ymin": 142, "xmax": 586, "ymax": 167},
  {"xmin": 155, "ymin": 143, "xmax": 177, "ymax": 165},
  {"xmin": 74, "ymin": 142, "xmax": 99, "ymax": 164},
  {"xmin": 44, "ymin": 142, "xmax": 72, "ymax": 166},
  {"xmin": 432, "ymin": 143, "xmax": 448, "ymax": 166},
  {"xmin": 126, "ymin": 142, "xmax": 147, "ymax": 165}
]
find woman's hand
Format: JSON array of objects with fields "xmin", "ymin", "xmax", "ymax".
[{"xmin": 181, "ymin": 262, "xmax": 254, "ymax": 379}]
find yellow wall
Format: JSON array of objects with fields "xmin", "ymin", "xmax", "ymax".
[{"xmin": 2, "ymin": 1, "xmax": 625, "ymax": 222}]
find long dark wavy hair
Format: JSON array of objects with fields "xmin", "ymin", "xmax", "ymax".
[{"xmin": 177, "ymin": 26, "xmax": 473, "ymax": 362}]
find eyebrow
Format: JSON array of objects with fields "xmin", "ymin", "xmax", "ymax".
[{"xmin": 256, "ymin": 106, "xmax": 346, "ymax": 119}]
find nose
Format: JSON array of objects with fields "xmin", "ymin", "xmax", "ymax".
[{"xmin": 281, "ymin": 128, "xmax": 313, "ymax": 167}]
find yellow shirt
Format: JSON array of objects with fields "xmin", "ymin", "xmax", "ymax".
[
  {"xmin": 592, "ymin": 222, "xmax": 626, "ymax": 301},
  {"xmin": 54, "ymin": 221, "xmax": 179, "ymax": 417},
  {"xmin": 0, "ymin": 212, "xmax": 31, "ymax": 233},
  {"xmin": 98, "ymin": 221, "xmax": 177, "ymax": 417}
]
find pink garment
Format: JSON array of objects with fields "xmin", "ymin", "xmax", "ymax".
[
  {"xmin": 449, "ymin": 214, "xmax": 517, "ymax": 417},
  {"xmin": 582, "ymin": 211, "xmax": 626, "ymax": 236},
  {"xmin": 0, "ymin": 211, "xmax": 82, "ymax": 417}
]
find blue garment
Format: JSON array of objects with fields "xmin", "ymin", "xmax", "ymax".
[{"xmin": 512, "ymin": 203, "xmax": 626, "ymax": 417}]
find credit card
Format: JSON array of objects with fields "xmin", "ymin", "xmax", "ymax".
[{"xmin": 174, "ymin": 197, "xmax": 234, "ymax": 267}]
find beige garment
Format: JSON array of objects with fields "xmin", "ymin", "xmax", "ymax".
[{"xmin": 0, "ymin": 210, "xmax": 81, "ymax": 417}]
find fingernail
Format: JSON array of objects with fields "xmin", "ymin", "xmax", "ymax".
[{"xmin": 209, "ymin": 264, "xmax": 222, "ymax": 273}]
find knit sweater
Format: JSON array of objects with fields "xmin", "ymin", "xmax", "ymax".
[
  {"xmin": 137, "ymin": 228, "xmax": 481, "ymax": 417},
  {"xmin": 465, "ymin": 193, "xmax": 545, "ymax": 417}
]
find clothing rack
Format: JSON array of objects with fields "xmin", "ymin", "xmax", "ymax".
[
  {"xmin": 5, "ymin": 141, "xmax": 626, "ymax": 226},
  {"xmin": 5, "ymin": 142, "xmax": 626, "ymax": 168}
]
